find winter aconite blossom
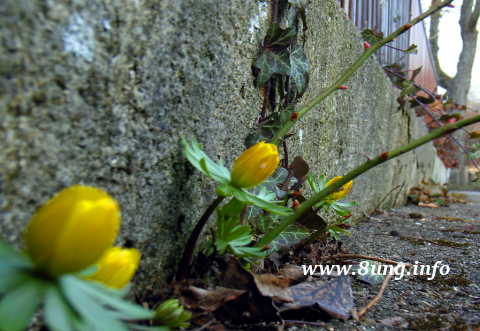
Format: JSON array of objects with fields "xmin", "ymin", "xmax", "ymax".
[
  {"xmin": 325, "ymin": 176, "xmax": 353, "ymax": 201},
  {"xmin": 230, "ymin": 141, "xmax": 280, "ymax": 188},
  {"xmin": 24, "ymin": 185, "xmax": 120, "ymax": 276},
  {"xmin": 87, "ymin": 247, "xmax": 141, "ymax": 289}
]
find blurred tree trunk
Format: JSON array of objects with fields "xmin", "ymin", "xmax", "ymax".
[{"xmin": 429, "ymin": 0, "xmax": 480, "ymax": 185}]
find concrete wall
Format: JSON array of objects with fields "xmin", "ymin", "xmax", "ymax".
[{"xmin": 0, "ymin": 0, "xmax": 437, "ymax": 286}]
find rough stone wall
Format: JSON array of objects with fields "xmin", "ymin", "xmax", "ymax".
[{"xmin": 0, "ymin": 0, "xmax": 436, "ymax": 286}]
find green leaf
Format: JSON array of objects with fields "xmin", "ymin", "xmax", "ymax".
[
  {"xmin": 289, "ymin": 47, "xmax": 309, "ymax": 95},
  {"xmin": 0, "ymin": 278, "xmax": 46, "ymax": 331},
  {"xmin": 230, "ymin": 246, "xmax": 266, "ymax": 258},
  {"xmin": 216, "ymin": 183, "xmax": 293, "ymax": 216},
  {"xmin": 0, "ymin": 267, "xmax": 31, "ymax": 293},
  {"xmin": 254, "ymin": 50, "xmax": 291, "ymax": 87},
  {"xmin": 330, "ymin": 203, "xmax": 351, "ymax": 216},
  {"xmin": 182, "ymin": 138, "xmax": 230, "ymax": 184},
  {"xmin": 62, "ymin": 276, "xmax": 154, "ymax": 321},
  {"xmin": 0, "ymin": 240, "xmax": 31, "ymax": 268},
  {"xmin": 44, "ymin": 285, "xmax": 78, "ymax": 331},
  {"xmin": 270, "ymin": 225, "xmax": 309, "ymax": 251},
  {"xmin": 404, "ymin": 44, "xmax": 418, "ymax": 53},
  {"xmin": 217, "ymin": 198, "xmax": 245, "ymax": 220},
  {"xmin": 264, "ymin": 24, "xmax": 297, "ymax": 47},
  {"xmin": 60, "ymin": 276, "xmax": 129, "ymax": 331}
]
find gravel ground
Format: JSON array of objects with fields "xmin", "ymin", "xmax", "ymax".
[{"xmin": 317, "ymin": 202, "xmax": 480, "ymax": 330}]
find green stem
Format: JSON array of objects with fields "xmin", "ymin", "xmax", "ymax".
[
  {"xmin": 270, "ymin": 0, "xmax": 454, "ymax": 145},
  {"xmin": 176, "ymin": 195, "xmax": 225, "ymax": 281},
  {"xmin": 257, "ymin": 113, "xmax": 480, "ymax": 247}
]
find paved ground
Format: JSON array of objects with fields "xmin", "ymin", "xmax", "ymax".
[{"xmin": 316, "ymin": 201, "xmax": 480, "ymax": 330}]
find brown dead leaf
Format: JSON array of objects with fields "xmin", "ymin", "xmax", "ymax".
[
  {"xmin": 280, "ymin": 276, "xmax": 354, "ymax": 320},
  {"xmin": 181, "ymin": 286, "xmax": 246, "ymax": 312},
  {"xmin": 289, "ymin": 156, "xmax": 309, "ymax": 179},
  {"xmin": 418, "ymin": 202, "xmax": 439, "ymax": 208},
  {"xmin": 253, "ymin": 274, "xmax": 293, "ymax": 303}
]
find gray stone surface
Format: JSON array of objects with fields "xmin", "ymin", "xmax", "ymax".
[{"xmin": 1, "ymin": 0, "xmax": 437, "ymax": 286}]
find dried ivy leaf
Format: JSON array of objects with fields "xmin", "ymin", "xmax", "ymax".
[
  {"xmin": 289, "ymin": 156, "xmax": 309, "ymax": 179},
  {"xmin": 289, "ymin": 47, "xmax": 309, "ymax": 95},
  {"xmin": 469, "ymin": 130, "xmax": 480, "ymax": 139},
  {"xmin": 281, "ymin": 276, "xmax": 354, "ymax": 320},
  {"xmin": 255, "ymin": 50, "xmax": 290, "ymax": 87}
]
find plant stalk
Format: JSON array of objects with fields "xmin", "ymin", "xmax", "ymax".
[
  {"xmin": 176, "ymin": 196, "xmax": 225, "ymax": 281},
  {"xmin": 270, "ymin": 0, "xmax": 454, "ymax": 144},
  {"xmin": 257, "ymin": 113, "xmax": 480, "ymax": 247}
]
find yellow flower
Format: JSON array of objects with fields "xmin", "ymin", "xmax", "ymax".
[
  {"xmin": 325, "ymin": 176, "xmax": 353, "ymax": 201},
  {"xmin": 230, "ymin": 141, "xmax": 280, "ymax": 188},
  {"xmin": 24, "ymin": 185, "xmax": 120, "ymax": 276},
  {"xmin": 87, "ymin": 247, "xmax": 141, "ymax": 289}
]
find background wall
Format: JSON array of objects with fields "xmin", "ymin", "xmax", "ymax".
[{"xmin": 0, "ymin": 0, "xmax": 437, "ymax": 287}]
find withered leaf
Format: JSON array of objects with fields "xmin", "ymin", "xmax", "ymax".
[
  {"xmin": 182, "ymin": 286, "xmax": 246, "ymax": 312},
  {"xmin": 253, "ymin": 274, "xmax": 293, "ymax": 303},
  {"xmin": 289, "ymin": 156, "xmax": 309, "ymax": 178},
  {"xmin": 280, "ymin": 276, "xmax": 354, "ymax": 320},
  {"xmin": 469, "ymin": 130, "xmax": 480, "ymax": 139}
]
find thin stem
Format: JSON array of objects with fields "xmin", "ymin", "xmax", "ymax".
[
  {"xmin": 176, "ymin": 196, "xmax": 225, "ymax": 281},
  {"xmin": 257, "ymin": 113, "xmax": 480, "ymax": 247},
  {"xmin": 270, "ymin": 0, "xmax": 454, "ymax": 144}
]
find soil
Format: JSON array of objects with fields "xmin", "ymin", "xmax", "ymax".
[{"xmin": 306, "ymin": 202, "xmax": 480, "ymax": 330}]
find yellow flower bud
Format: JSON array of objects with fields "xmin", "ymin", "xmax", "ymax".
[
  {"xmin": 24, "ymin": 185, "xmax": 120, "ymax": 276},
  {"xmin": 325, "ymin": 176, "xmax": 353, "ymax": 201},
  {"xmin": 230, "ymin": 141, "xmax": 280, "ymax": 188},
  {"xmin": 86, "ymin": 247, "xmax": 141, "ymax": 289}
]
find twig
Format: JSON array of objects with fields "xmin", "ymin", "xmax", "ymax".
[
  {"xmin": 257, "ymin": 113, "xmax": 480, "ymax": 247},
  {"xmin": 284, "ymin": 320, "xmax": 327, "ymax": 327},
  {"xmin": 320, "ymin": 253, "xmax": 411, "ymax": 267},
  {"xmin": 414, "ymin": 96, "xmax": 480, "ymax": 171},
  {"xmin": 192, "ymin": 320, "xmax": 215, "ymax": 331},
  {"xmin": 357, "ymin": 273, "xmax": 394, "ymax": 319},
  {"xmin": 176, "ymin": 196, "xmax": 225, "ymax": 281},
  {"xmin": 373, "ymin": 183, "xmax": 405, "ymax": 211},
  {"xmin": 383, "ymin": 67, "xmax": 480, "ymax": 172},
  {"xmin": 270, "ymin": 0, "xmax": 454, "ymax": 144}
]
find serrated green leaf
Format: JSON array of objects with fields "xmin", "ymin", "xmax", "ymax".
[
  {"xmin": 270, "ymin": 225, "xmax": 309, "ymax": 251},
  {"xmin": 182, "ymin": 138, "xmax": 230, "ymax": 184},
  {"xmin": 44, "ymin": 285, "xmax": 78, "ymax": 331},
  {"xmin": 217, "ymin": 198, "xmax": 245, "ymax": 220},
  {"xmin": 0, "ymin": 278, "xmax": 45, "ymax": 331},
  {"xmin": 216, "ymin": 183, "xmax": 293, "ymax": 216},
  {"xmin": 255, "ymin": 50, "xmax": 291, "ymax": 87},
  {"xmin": 289, "ymin": 47, "xmax": 309, "ymax": 95},
  {"xmin": 264, "ymin": 23, "xmax": 297, "ymax": 47}
]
